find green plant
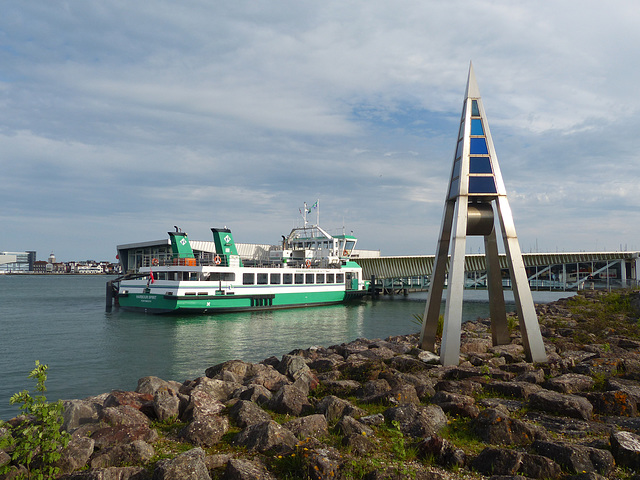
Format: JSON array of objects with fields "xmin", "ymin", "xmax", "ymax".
[
  {"xmin": 0, "ymin": 361, "xmax": 70, "ymax": 479},
  {"xmin": 411, "ymin": 313, "xmax": 443, "ymax": 338}
]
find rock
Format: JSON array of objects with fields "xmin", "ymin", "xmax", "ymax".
[
  {"xmin": 232, "ymin": 420, "xmax": 297, "ymax": 454},
  {"xmin": 237, "ymin": 384, "xmax": 272, "ymax": 405},
  {"xmin": 532, "ymin": 440, "xmax": 614, "ymax": 475},
  {"xmin": 319, "ymin": 379, "xmax": 361, "ymax": 396},
  {"xmin": 135, "ymin": 376, "xmax": 181, "ymax": 396},
  {"xmin": 56, "ymin": 435, "xmax": 95, "ymax": 475},
  {"xmin": 336, "ymin": 415, "xmax": 374, "ymax": 437},
  {"xmin": 431, "ymin": 390, "xmax": 479, "ymax": 418},
  {"xmin": 417, "ymin": 351, "xmax": 440, "ymax": 364},
  {"xmin": 545, "ymin": 373, "xmax": 595, "ymax": 393},
  {"xmin": 91, "ymin": 424, "xmax": 158, "ymax": 449},
  {"xmin": 152, "ymin": 447, "xmax": 211, "ymax": 480},
  {"xmin": 221, "ymin": 458, "xmax": 275, "ymax": 480},
  {"xmin": 304, "ymin": 446, "xmax": 342, "ymax": 480},
  {"xmin": 181, "ymin": 390, "xmax": 225, "ymax": 421},
  {"xmin": 342, "ymin": 433, "xmax": 376, "ymax": 455},
  {"xmin": 152, "ymin": 386, "xmax": 181, "ymax": 422},
  {"xmin": 284, "ymin": 414, "xmax": 329, "ymax": 439},
  {"xmin": 63, "ymin": 399, "xmax": 101, "ymax": 432},
  {"xmin": 518, "ymin": 452, "xmax": 562, "ymax": 479},
  {"xmin": 586, "ymin": 390, "xmax": 637, "ymax": 416},
  {"xmin": 486, "ymin": 380, "xmax": 542, "ymax": 399},
  {"xmin": 472, "ymin": 408, "xmax": 542, "ymax": 446},
  {"xmin": 528, "ymin": 389, "xmax": 593, "ymax": 420},
  {"xmin": 611, "ymin": 430, "xmax": 640, "ymax": 470},
  {"xmin": 316, "ymin": 395, "xmax": 367, "ymax": 422},
  {"xmin": 189, "ymin": 377, "xmax": 241, "ymax": 403},
  {"xmin": 228, "ymin": 400, "xmax": 271, "ymax": 428},
  {"xmin": 434, "ymin": 379, "xmax": 483, "ymax": 397},
  {"xmin": 245, "ymin": 364, "xmax": 291, "ymax": 392},
  {"xmin": 60, "ymin": 466, "xmax": 150, "ymax": 479},
  {"xmin": 357, "ymin": 379, "xmax": 391, "ymax": 402},
  {"xmin": 103, "ymin": 391, "xmax": 153, "ymax": 411},
  {"xmin": 90, "ymin": 439, "xmax": 154, "ymax": 469},
  {"xmin": 383, "ymin": 403, "xmax": 447, "ymax": 438},
  {"xmin": 269, "ymin": 384, "xmax": 313, "ymax": 416},
  {"xmin": 418, "ymin": 435, "xmax": 466, "ymax": 469},
  {"xmin": 100, "ymin": 406, "xmax": 150, "ymax": 426},
  {"xmin": 471, "ymin": 447, "xmax": 522, "ymax": 476},
  {"xmin": 178, "ymin": 415, "xmax": 229, "ymax": 447}
]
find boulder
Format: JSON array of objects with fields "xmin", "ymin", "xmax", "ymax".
[
  {"xmin": 486, "ymin": 380, "xmax": 542, "ymax": 399},
  {"xmin": 431, "ymin": 390, "xmax": 479, "ymax": 418},
  {"xmin": 471, "ymin": 447, "xmax": 522, "ymax": 476},
  {"xmin": 221, "ymin": 458, "xmax": 275, "ymax": 480},
  {"xmin": 63, "ymin": 399, "xmax": 101, "ymax": 432},
  {"xmin": 152, "ymin": 386, "xmax": 181, "ymax": 422},
  {"xmin": 586, "ymin": 390, "xmax": 637, "ymax": 416},
  {"xmin": 100, "ymin": 406, "xmax": 150, "ymax": 426},
  {"xmin": 472, "ymin": 408, "xmax": 542, "ymax": 446},
  {"xmin": 383, "ymin": 403, "xmax": 447, "ymax": 438},
  {"xmin": 237, "ymin": 384, "xmax": 272, "ymax": 405},
  {"xmin": 178, "ymin": 415, "xmax": 229, "ymax": 447},
  {"xmin": 90, "ymin": 439, "xmax": 154, "ymax": 469},
  {"xmin": 417, "ymin": 435, "xmax": 466, "ymax": 469},
  {"xmin": 528, "ymin": 389, "xmax": 593, "ymax": 420},
  {"xmin": 135, "ymin": 376, "xmax": 181, "ymax": 396},
  {"xmin": 232, "ymin": 420, "xmax": 297, "ymax": 454},
  {"xmin": 532, "ymin": 440, "xmax": 614, "ymax": 475},
  {"xmin": 91, "ymin": 424, "xmax": 158, "ymax": 449},
  {"xmin": 269, "ymin": 384, "xmax": 313, "ymax": 416},
  {"xmin": 152, "ymin": 447, "xmax": 211, "ymax": 480},
  {"xmin": 228, "ymin": 400, "xmax": 271, "ymax": 429},
  {"xmin": 181, "ymin": 390, "xmax": 225, "ymax": 422},
  {"xmin": 518, "ymin": 452, "xmax": 562, "ymax": 479},
  {"xmin": 103, "ymin": 391, "xmax": 153, "ymax": 411},
  {"xmin": 56, "ymin": 435, "xmax": 95, "ymax": 475},
  {"xmin": 284, "ymin": 414, "xmax": 329, "ymax": 439},
  {"xmin": 545, "ymin": 373, "xmax": 595, "ymax": 394},
  {"xmin": 611, "ymin": 430, "xmax": 640, "ymax": 470},
  {"xmin": 335, "ymin": 415, "xmax": 374, "ymax": 437},
  {"xmin": 316, "ymin": 395, "xmax": 367, "ymax": 423}
]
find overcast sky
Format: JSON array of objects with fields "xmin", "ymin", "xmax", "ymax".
[{"xmin": 1, "ymin": 1, "xmax": 639, "ymax": 262}]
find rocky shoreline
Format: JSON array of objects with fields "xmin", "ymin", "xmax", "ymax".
[{"xmin": 4, "ymin": 290, "xmax": 640, "ymax": 479}]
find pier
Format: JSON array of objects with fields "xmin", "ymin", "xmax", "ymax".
[{"xmin": 357, "ymin": 250, "xmax": 640, "ymax": 296}]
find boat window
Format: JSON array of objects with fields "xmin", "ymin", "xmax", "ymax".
[
  {"xmin": 270, "ymin": 273, "xmax": 281, "ymax": 284},
  {"xmin": 257, "ymin": 273, "xmax": 268, "ymax": 285},
  {"xmin": 305, "ymin": 273, "xmax": 314, "ymax": 284},
  {"xmin": 316, "ymin": 274, "xmax": 324, "ymax": 284},
  {"xmin": 295, "ymin": 273, "xmax": 304, "ymax": 284},
  {"xmin": 283, "ymin": 273, "xmax": 293, "ymax": 284},
  {"xmin": 189, "ymin": 272, "xmax": 198, "ymax": 281},
  {"xmin": 182, "ymin": 272, "xmax": 190, "ymax": 281},
  {"xmin": 210, "ymin": 272, "xmax": 235, "ymax": 281},
  {"xmin": 243, "ymin": 273, "xmax": 255, "ymax": 285},
  {"xmin": 326, "ymin": 273, "xmax": 334, "ymax": 283},
  {"xmin": 336, "ymin": 273, "xmax": 344, "ymax": 283}
]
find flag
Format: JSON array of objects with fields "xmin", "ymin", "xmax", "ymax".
[{"xmin": 148, "ymin": 270, "xmax": 155, "ymax": 285}]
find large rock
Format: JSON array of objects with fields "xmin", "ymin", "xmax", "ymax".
[
  {"xmin": 472, "ymin": 408, "xmax": 542, "ymax": 446},
  {"xmin": 586, "ymin": 390, "xmax": 637, "ymax": 416},
  {"xmin": 417, "ymin": 435, "xmax": 466, "ymax": 469},
  {"xmin": 486, "ymin": 380, "xmax": 542, "ymax": 400},
  {"xmin": 237, "ymin": 384, "xmax": 272, "ymax": 405},
  {"xmin": 100, "ymin": 406, "xmax": 150, "ymax": 426},
  {"xmin": 181, "ymin": 390, "xmax": 225, "ymax": 422},
  {"xmin": 545, "ymin": 373, "xmax": 595, "ymax": 394},
  {"xmin": 103, "ymin": 391, "xmax": 153, "ymax": 411},
  {"xmin": 56, "ymin": 435, "xmax": 95, "ymax": 475},
  {"xmin": 152, "ymin": 447, "xmax": 210, "ymax": 480},
  {"xmin": 269, "ymin": 385, "xmax": 313, "ymax": 416},
  {"xmin": 152, "ymin": 386, "xmax": 182, "ymax": 422},
  {"xmin": 228, "ymin": 400, "xmax": 271, "ymax": 429},
  {"xmin": 178, "ymin": 415, "xmax": 230, "ymax": 447},
  {"xmin": 316, "ymin": 395, "xmax": 367, "ymax": 423},
  {"xmin": 90, "ymin": 440, "xmax": 154, "ymax": 469},
  {"xmin": 284, "ymin": 414, "xmax": 329, "ymax": 439},
  {"xmin": 532, "ymin": 440, "xmax": 614, "ymax": 475},
  {"xmin": 221, "ymin": 458, "xmax": 275, "ymax": 480},
  {"xmin": 335, "ymin": 415, "xmax": 374, "ymax": 437},
  {"xmin": 611, "ymin": 430, "xmax": 640, "ymax": 470},
  {"xmin": 91, "ymin": 424, "xmax": 158, "ymax": 449},
  {"xmin": 471, "ymin": 447, "xmax": 522, "ymax": 476},
  {"xmin": 528, "ymin": 389, "xmax": 593, "ymax": 420},
  {"xmin": 135, "ymin": 376, "xmax": 182, "ymax": 396},
  {"xmin": 232, "ymin": 420, "xmax": 297, "ymax": 454},
  {"xmin": 383, "ymin": 404, "xmax": 447, "ymax": 438},
  {"xmin": 431, "ymin": 390, "xmax": 479, "ymax": 418},
  {"xmin": 63, "ymin": 399, "xmax": 101, "ymax": 432}
]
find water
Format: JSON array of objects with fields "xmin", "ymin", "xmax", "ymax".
[{"xmin": 0, "ymin": 275, "xmax": 573, "ymax": 420}]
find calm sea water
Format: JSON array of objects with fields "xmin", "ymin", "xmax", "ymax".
[{"xmin": 0, "ymin": 275, "xmax": 573, "ymax": 420}]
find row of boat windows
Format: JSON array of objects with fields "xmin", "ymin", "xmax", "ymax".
[
  {"xmin": 243, "ymin": 272, "xmax": 345, "ymax": 285},
  {"xmin": 150, "ymin": 272, "xmax": 346, "ymax": 284}
]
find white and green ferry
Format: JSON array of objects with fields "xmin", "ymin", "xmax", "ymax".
[{"xmin": 112, "ymin": 221, "xmax": 368, "ymax": 314}]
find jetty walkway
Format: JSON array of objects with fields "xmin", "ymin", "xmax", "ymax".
[{"xmin": 354, "ymin": 251, "xmax": 640, "ymax": 295}]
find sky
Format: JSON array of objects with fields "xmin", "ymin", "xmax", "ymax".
[{"xmin": 1, "ymin": 1, "xmax": 639, "ymax": 262}]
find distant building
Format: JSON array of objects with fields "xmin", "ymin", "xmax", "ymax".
[{"xmin": 0, "ymin": 251, "xmax": 36, "ymax": 272}]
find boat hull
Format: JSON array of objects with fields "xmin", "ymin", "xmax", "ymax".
[{"xmin": 118, "ymin": 288, "xmax": 365, "ymax": 314}]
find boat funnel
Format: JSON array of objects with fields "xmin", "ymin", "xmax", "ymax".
[
  {"xmin": 211, "ymin": 228, "xmax": 243, "ymax": 267},
  {"xmin": 168, "ymin": 231, "xmax": 196, "ymax": 265}
]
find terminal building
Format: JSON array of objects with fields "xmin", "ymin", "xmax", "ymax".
[{"xmin": 0, "ymin": 251, "xmax": 36, "ymax": 272}]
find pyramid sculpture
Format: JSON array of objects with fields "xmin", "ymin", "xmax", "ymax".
[{"xmin": 419, "ymin": 63, "xmax": 547, "ymax": 365}]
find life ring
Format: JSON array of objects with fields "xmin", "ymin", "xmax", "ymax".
[
  {"xmin": 151, "ymin": 258, "xmax": 159, "ymax": 266},
  {"xmin": 343, "ymin": 250, "xmax": 349, "ymax": 257},
  {"xmin": 305, "ymin": 259, "xmax": 311, "ymax": 268},
  {"xmin": 214, "ymin": 255, "xmax": 222, "ymax": 265}
]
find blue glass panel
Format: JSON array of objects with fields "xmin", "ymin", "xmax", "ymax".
[
  {"xmin": 470, "ymin": 138, "xmax": 488, "ymax": 154},
  {"xmin": 471, "ymin": 119, "xmax": 484, "ymax": 136},
  {"xmin": 471, "ymin": 100, "xmax": 480, "ymax": 116},
  {"xmin": 455, "ymin": 139, "xmax": 463, "ymax": 159},
  {"xmin": 458, "ymin": 120, "xmax": 465, "ymax": 139},
  {"xmin": 448, "ymin": 178, "xmax": 459, "ymax": 199},
  {"xmin": 470, "ymin": 157, "xmax": 492, "ymax": 174},
  {"xmin": 468, "ymin": 176, "xmax": 497, "ymax": 194},
  {"xmin": 451, "ymin": 159, "xmax": 460, "ymax": 179}
]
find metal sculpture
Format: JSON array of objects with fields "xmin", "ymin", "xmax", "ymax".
[{"xmin": 420, "ymin": 63, "xmax": 547, "ymax": 365}]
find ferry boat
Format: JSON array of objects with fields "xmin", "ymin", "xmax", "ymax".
[{"xmin": 112, "ymin": 219, "xmax": 368, "ymax": 314}]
